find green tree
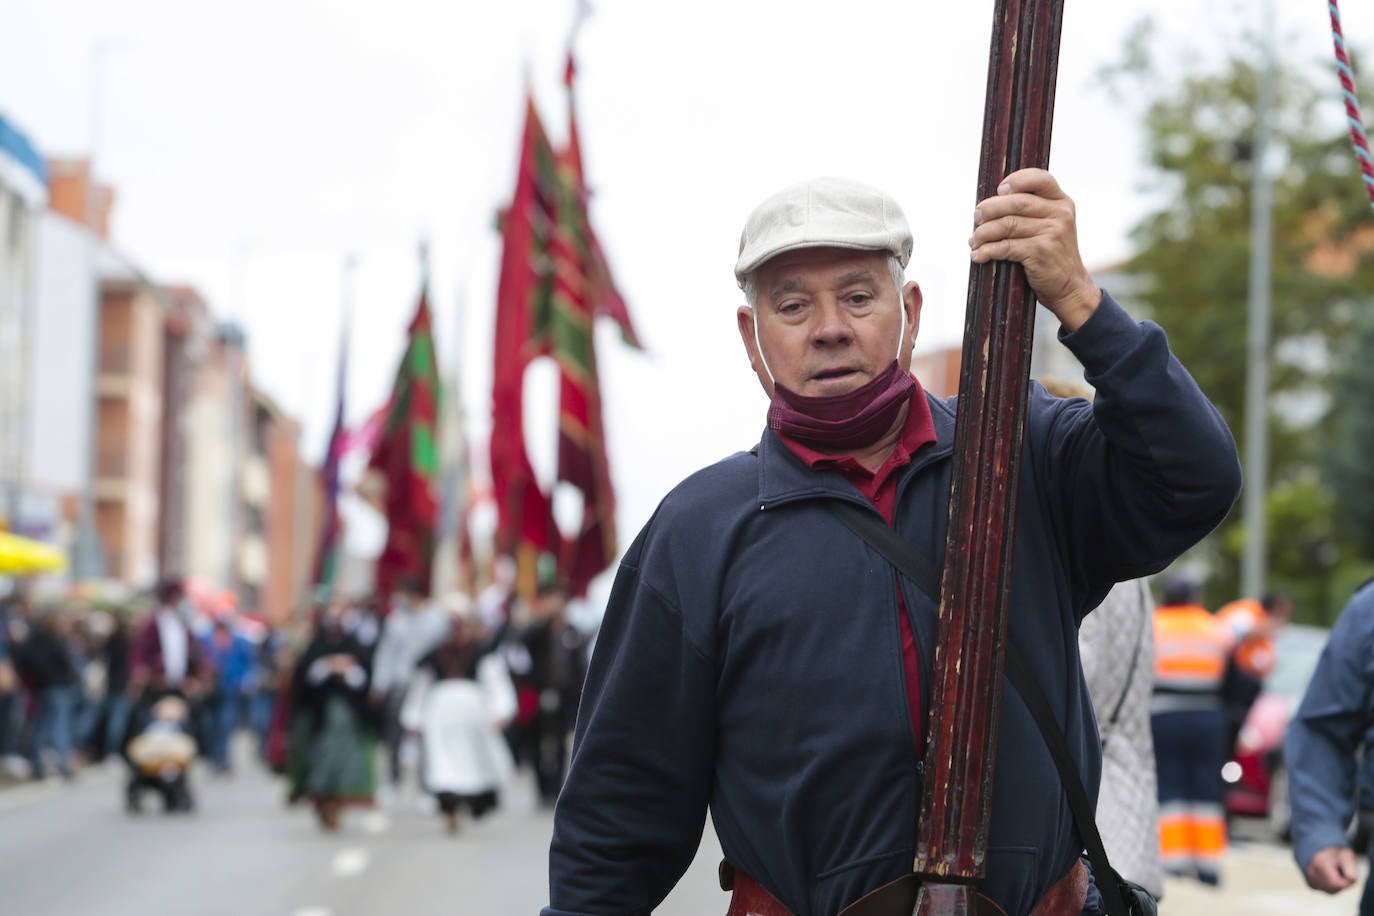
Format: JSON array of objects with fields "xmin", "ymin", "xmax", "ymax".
[{"xmin": 1104, "ymin": 22, "xmax": 1374, "ymax": 603}]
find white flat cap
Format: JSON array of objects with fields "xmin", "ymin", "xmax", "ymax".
[{"xmin": 734, "ymin": 177, "xmax": 913, "ymax": 288}]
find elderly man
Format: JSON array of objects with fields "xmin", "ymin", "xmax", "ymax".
[{"xmin": 545, "ymin": 172, "xmax": 1240, "ymax": 916}]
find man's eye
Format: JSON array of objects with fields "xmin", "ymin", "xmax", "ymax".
[
  {"xmin": 779, "ymin": 301, "xmax": 803, "ymax": 314},
  {"xmin": 847, "ymin": 293, "xmax": 872, "ymax": 306}
]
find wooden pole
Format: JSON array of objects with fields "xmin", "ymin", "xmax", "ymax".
[{"xmin": 912, "ymin": 1, "xmax": 1064, "ymax": 912}]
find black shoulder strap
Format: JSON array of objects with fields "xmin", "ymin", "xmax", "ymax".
[
  {"xmin": 824, "ymin": 500, "xmax": 1130, "ymax": 916},
  {"xmin": 827, "ymin": 499, "xmax": 941, "ymax": 597}
]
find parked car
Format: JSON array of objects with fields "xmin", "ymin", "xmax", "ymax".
[{"xmin": 1222, "ymin": 622, "xmax": 1368, "ymax": 850}]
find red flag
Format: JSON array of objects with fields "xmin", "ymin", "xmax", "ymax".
[
  {"xmin": 368, "ymin": 268, "xmax": 441, "ymax": 604},
  {"xmin": 490, "ymin": 96, "xmax": 560, "ymax": 571},
  {"xmin": 550, "ymin": 55, "xmax": 639, "ymax": 595},
  {"xmin": 562, "ymin": 54, "xmax": 642, "ymax": 350}
]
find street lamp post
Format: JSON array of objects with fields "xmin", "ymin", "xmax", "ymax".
[{"xmin": 1241, "ymin": 0, "xmax": 1276, "ymax": 601}]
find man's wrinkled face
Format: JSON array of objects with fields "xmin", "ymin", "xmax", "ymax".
[{"xmin": 736, "ymin": 248, "xmax": 921, "ymax": 399}]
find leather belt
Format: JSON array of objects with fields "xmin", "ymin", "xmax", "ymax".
[{"xmin": 722, "ymin": 858, "xmax": 1087, "ymax": 916}]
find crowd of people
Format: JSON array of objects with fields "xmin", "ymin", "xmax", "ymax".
[
  {"xmin": 0, "ymin": 578, "xmax": 292, "ymax": 793},
  {"xmin": 0, "ymin": 567, "xmax": 593, "ymax": 835}
]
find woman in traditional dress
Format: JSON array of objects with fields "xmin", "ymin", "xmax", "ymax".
[
  {"xmin": 289, "ymin": 603, "xmax": 377, "ymax": 830},
  {"xmin": 401, "ymin": 596, "xmax": 516, "ymax": 834}
]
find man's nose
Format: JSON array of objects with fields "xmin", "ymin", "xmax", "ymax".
[{"xmin": 811, "ymin": 301, "xmax": 853, "ymax": 346}]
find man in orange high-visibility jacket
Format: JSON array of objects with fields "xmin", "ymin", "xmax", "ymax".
[
  {"xmin": 1216, "ymin": 592, "xmax": 1292, "ymax": 751},
  {"xmin": 1152, "ymin": 577, "xmax": 1235, "ymax": 886}
]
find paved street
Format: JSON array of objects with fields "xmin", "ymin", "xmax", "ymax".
[
  {"xmin": 0, "ymin": 739, "xmax": 724, "ymax": 916},
  {"xmin": 0, "ymin": 741, "xmax": 1363, "ymax": 915}
]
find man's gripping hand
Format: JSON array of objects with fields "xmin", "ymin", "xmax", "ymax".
[
  {"xmin": 1305, "ymin": 845, "xmax": 1360, "ymax": 894},
  {"xmin": 969, "ymin": 168, "xmax": 1102, "ymax": 333}
]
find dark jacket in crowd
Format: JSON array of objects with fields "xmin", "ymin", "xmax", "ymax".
[
  {"xmin": 523, "ymin": 618, "xmax": 588, "ymax": 704},
  {"xmin": 104, "ymin": 628, "xmax": 131, "ymax": 695},
  {"xmin": 19, "ymin": 626, "xmax": 78, "ymax": 690}
]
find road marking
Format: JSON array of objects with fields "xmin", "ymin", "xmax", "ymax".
[
  {"xmin": 330, "ymin": 847, "xmax": 370, "ymax": 878},
  {"xmin": 291, "ymin": 909, "xmax": 333, "ymax": 916}
]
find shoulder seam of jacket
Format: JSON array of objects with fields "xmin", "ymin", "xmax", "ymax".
[{"xmin": 625, "ymin": 559, "xmax": 715, "ymax": 665}]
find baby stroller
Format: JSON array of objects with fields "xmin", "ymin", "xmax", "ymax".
[{"xmin": 125, "ymin": 695, "xmax": 198, "ymax": 813}]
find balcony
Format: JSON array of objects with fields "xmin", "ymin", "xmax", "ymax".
[
  {"xmin": 99, "ymin": 346, "xmax": 132, "ymax": 376},
  {"xmin": 96, "ymin": 375, "xmax": 133, "ymax": 398},
  {"xmin": 96, "ymin": 448, "xmax": 128, "ymax": 479}
]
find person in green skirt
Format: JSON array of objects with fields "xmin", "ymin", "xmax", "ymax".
[{"xmin": 289, "ymin": 602, "xmax": 377, "ymax": 830}]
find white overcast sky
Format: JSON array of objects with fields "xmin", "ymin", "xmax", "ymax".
[{"xmin": 0, "ymin": 0, "xmax": 1362, "ymax": 593}]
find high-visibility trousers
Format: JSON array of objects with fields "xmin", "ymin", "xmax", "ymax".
[{"xmin": 1152, "ymin": 707, "xmax": 1228, "ymax": 879}]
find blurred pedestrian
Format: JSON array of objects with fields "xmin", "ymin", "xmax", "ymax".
[
  {"xmin": 369, "ymin": 578, "xmax": 447, "ymax": 791},
  {"xmin": 249, "ymin": 624, "xmax": 285, "ymax": 763},
  {"xmin": 477, "ymin": 558, "xmax": 536, "ymax": 763},
  {"xmin": 100, "ymin": 611, "xmax": 133, "ymax": 761},
  {"xmin": 123, "ymin": 578, "xmax": 207, "ymax": 810},
  {"xmin": 128, "ymin": 578, "xmax": 207, "ymax": 701},
  {"xmin": 1287, "ymin": 579, "xmax": 1374, "ymax": 911},
  {"xmin": 69, "ymin": 611, "xmax": 103, "ymax": 759},
  {"xmin": 520, "ymin": 582, "xmax": 587, "ymax": 807},
  {"xmin": 0, "ymin": 595, "xmax": 20, "ymax": 775},
  {"xmin": 1216, "ymin": 591, "xmax": 1292, "ymax": 752},
  {"xmin": 345, "ymin": 596, "xmax": 382, "ymax": 662},
  {"xmin": 401, "ymin": 594, "xmax": 516, "ymax": 834},
  {"xmin": 199, "ymin": 613, "xmax": 256, "ymax": 774},
  {"xmin": 1152, "ymin": 576, "xmax": 1233, "ymax": 886},
  {"xmin": 290, "ymin": 602, "xmax": 377, "ymax": 831},
  {"xmin": 0, "ymin": 592, "xmax": 33, "ymax": 773},
  {"xmin": 1080, "ymin": 576, "xmax": 1165, "ymax": 900},
  {"xmin": 19, "ymin": 609, "xmax": 79, "ymax": 781},
  {"xmin": 124, "ymin": 693, "xmax": 198, "ymax": 813}
]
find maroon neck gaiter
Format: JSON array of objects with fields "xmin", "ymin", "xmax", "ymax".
[{"xmin": 768, "ymin": 361, "xmax": 915, "ymax": 450}]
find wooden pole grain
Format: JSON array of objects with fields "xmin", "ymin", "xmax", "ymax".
[{"xmin": 911, "ymin": 1, "xmax": 1065, "ymax": 912}]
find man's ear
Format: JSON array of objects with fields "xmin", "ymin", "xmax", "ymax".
[
  {"xmin": 737, "ymin": 305, "xmax": 774, "ymax": 398},
  {"xmin": 899, "ymin": 281, "xmax": 923, "ymax": 369}
]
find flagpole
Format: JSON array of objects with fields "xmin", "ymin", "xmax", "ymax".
[
  {"xmin": 431, "ymin": 273, "xmax": 470, "ymax": 601},
  {"xmin": 452, "ymin": 279, "xmax": 474, "ymax": 595},
  {"xmin": 342, "ymin": 253, "xmax": 358, "ymax": 338},
  {"xmin": 318, "ymin": 253, "xmax": 356, "ymax": 598},
  {"xmin": 565, "ymin": 0, "xmax": 590, "ymax": 56}
]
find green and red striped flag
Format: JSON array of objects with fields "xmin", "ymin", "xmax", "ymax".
[
  {"xmin": 368, "ymin": 263, "xmax": 441, "ymax": 605},
  {"xmin": 491, "ymin": 95, "xmax": 560, "ymax": 588},
  {"xmin": 551, "ymin": 54, "xmax": 640, "ymax": 595}
]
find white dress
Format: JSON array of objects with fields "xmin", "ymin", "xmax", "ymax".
[{"xmin": 401, "ymin": 653, "xmax": 517, "ymax": 797}]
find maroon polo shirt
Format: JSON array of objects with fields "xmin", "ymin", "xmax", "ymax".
[{"xmin": 776, "ymin": 380, "xmax": 937, "ymax": 744}]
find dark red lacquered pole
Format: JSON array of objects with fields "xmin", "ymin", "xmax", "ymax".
[{"xmin": 911, "ymin": 1, "xmax": 1065, "ymax": 913}]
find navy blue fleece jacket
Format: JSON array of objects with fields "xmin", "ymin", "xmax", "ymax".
[{"xmin": 546, "ymin": 293, "xmax": 1240, "ymax": 916}]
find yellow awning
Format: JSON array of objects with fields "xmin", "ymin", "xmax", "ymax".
[{"xmin": 0, "ymin": 532, "xmax": 67, "ymax": 575}]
